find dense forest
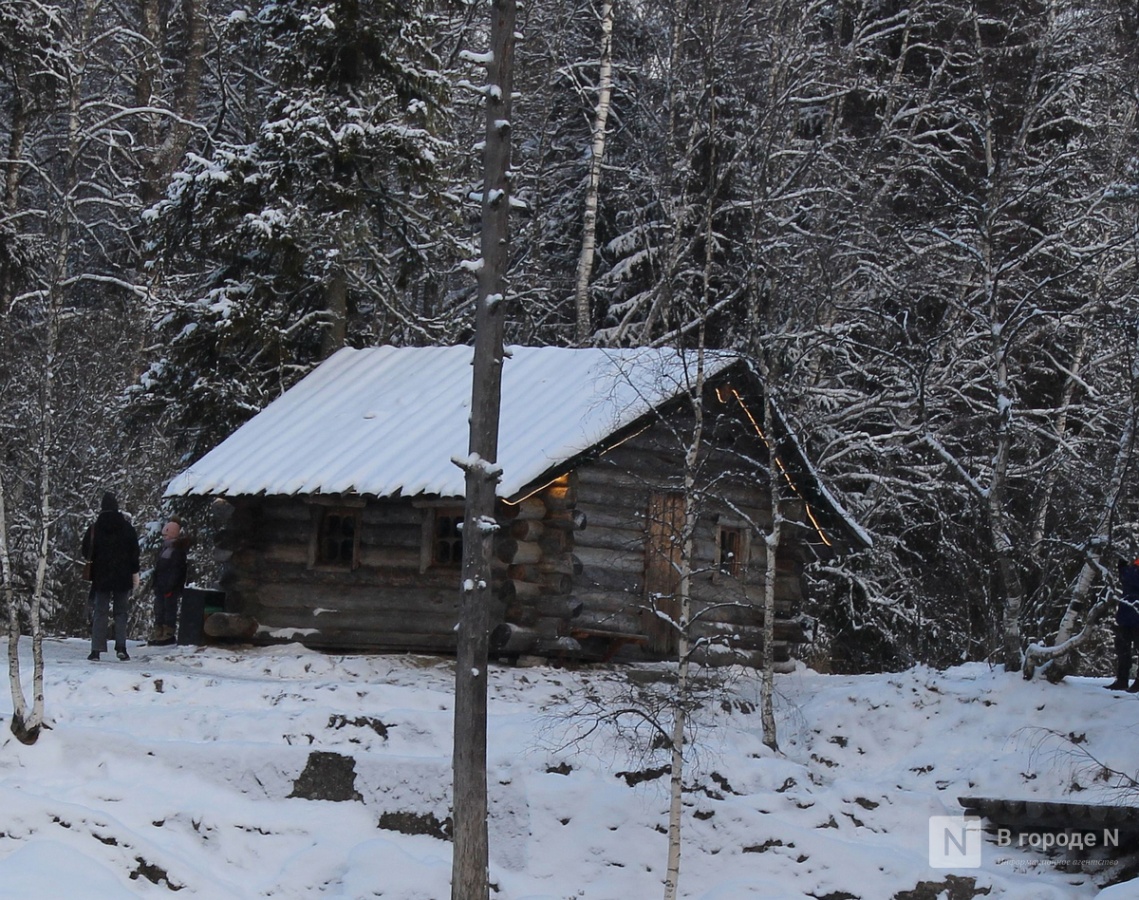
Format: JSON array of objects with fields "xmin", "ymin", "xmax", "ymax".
[{"xmin": 3, "ymin": 0, "xmax": 1139, "ymax": 674}]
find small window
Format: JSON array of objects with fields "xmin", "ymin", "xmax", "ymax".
[
  {"xmin": 433, "ymin": 508, "xmax": 464, "ymax": 567},
  {"xmin": 317, "ymin": 509, "xmax": 359, "ymax": 568},
  {"xmin": 717, "ymin": 525, "xmax": 746, "ymax": 577}
]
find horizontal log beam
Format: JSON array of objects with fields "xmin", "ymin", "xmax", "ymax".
[
  {"xmin": 504, "ymin": 596, "xmax": 583, "ymax": 624},
  {"xmin": 498, "ymin": 578, "xmax": 543, "ymax": 603},
  {"xmin": 204, "ymin": 612, "xmax": 259, "ymax": 640},
  {"xmin": 503, "ymin": 497, "xmax": 546, "ymax": 520},
  {"xmin": 573, "ymin": 526, "xmax": 645, "ymax": 553},
  {"xmin": 510, "ymin": 519, "xmax": 545, "ymax": 541},
  {"xmin": 573, "ymin": 546, "xmax": 645, "ymax": 574}
]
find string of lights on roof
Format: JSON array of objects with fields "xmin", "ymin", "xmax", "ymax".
[{"xmin": 720, "ymin": 386, "xmax": 833, "ymax": 548}]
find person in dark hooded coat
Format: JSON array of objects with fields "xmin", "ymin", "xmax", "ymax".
[
  {"xmin": 81, "ymin": 492, "xmax": 140, "ymax": 661},
  {"xmin": 1106, "ymin": 558, "xmax": 1139, "ymax": 691}
]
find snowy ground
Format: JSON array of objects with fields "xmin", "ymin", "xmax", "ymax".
[{"xmin": 1, "ymin": 638, "xmax": 1138, "ymax": 899}]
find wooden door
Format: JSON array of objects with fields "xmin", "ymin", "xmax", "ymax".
[{"xmin": 644, "ymin": 491, "xmax": 684, "ymax": 655}]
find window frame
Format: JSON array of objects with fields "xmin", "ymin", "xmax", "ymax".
[
  {"xmin": 415, "ymin": 503, "xmax": 466, "ymax": 572},
  {"xmin": 308, "ymin": 503, "xmax": 362, "ymax": 571},
  {"xmin": 715, "ymin": 522, "xmax": 749, "ymax": 578}
]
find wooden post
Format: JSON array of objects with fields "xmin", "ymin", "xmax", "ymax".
[{"xmin": 452, "ymin": 2, "xmax": 515, "ymax": 899}]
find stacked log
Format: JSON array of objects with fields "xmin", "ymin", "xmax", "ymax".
[{"xmin": 489, "ymin": 475, "xmax": 587, "ymax": 656}]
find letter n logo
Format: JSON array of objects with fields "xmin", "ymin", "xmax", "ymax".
[{"xmin": 928, "ymin": 815, "xmax": 982, "ymax": 868}]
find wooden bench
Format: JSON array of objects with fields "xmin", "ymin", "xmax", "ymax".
[{"xmin": 570, "ymin": 627, "xmax": 650, "ymax": 662}]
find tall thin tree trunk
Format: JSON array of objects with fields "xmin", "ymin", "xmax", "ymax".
[
  {"xmin": 9, "ymin": 173, "xmax": 64, "ymax": 746},
  {"xmin": 3, "ymin": 20, "xmax": 31, "ymax": 740},
  {"xmin": 1023, "ymin": 326, "xmax": 1139, "ymax": 679},
  {"xmin": 2, "ymin": 477, "xmax": 30, "ymax": 739},
  {"xmin": 990, "ymin": 295, "xmax": 1025, "ymax": 671},
  {"xmin": 322, "ymin": 270, "xmax": 348, "ymax": 356},
  {"xmin": 1029, "ymin": 333, "xmax": 1088, "ymax": 556},
  {"xmin": 663, "ymin": 333, "xmax": 704, "ymax": 900},
  {"xmin": 138, "ymin": 0, "xmax": 207, "ymax": 202},
  {"xmin": 451, "ymin": 3, "xmax": 514, "ymax": 898},
  {"xmin": 572, "ymin": 0, "xmax": 614, "ymax": 344},
  {"xmin": 2, "ymin": 60, "xmax": 28, "ymax": 310},
  {"xmin": 970, "ymin": 5, "xmax": 1024, "ymax": 672},
  {"xmin": 630, "ymin": 5, "xmax": 685, "ymax": 346},
  {"xmin": 9, "ymin": 0, "xmax": 95, "ymax": 747},
  {"xmin": 760, "ymin": 393, "xmax": 781, "ymax": 751}
]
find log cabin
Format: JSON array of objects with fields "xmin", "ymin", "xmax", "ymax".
[{"xmin": 165, "ymin": 345, "xmax": 869, "ymax": 667}]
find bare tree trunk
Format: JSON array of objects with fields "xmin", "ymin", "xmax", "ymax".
[
  {"xmin": 970, "ymin": 3, "xmax": 1025, "ymax": 672},
  {"xmin": 322, "ymin": 270, "xmax": 348, "ymax": 356},
  {"xmin": 3, "ymin": 19, "xmax": 33, "ymax": 740},
  {"xmin": 572, "ymin": 0, "xmax": 614, "ymax": 344},
  {"xmin": 10, "ymin": 60, "xmax": 79, "ymax": 745},
  {"xmin": 138, "ymin": 0, "xmax": 207, "ymax": 202},
  {"xmin": 662, "ymin": 629, "xmax": 689, "ymax": 900},
  {"xmin": 1029, "ymin": 333, "xmax": 1088, "ymax": 557},
  {"xmin": 451, "ymin": 3, "xmax": 514, "ymax": 898},
  {"xmin": 2, "ymin": 477, "xmax": 31, "ymax": 740},
  {"xmin": 8, "ymin": 197, "xmax": 63, "ymax": 746},
  {"xmin": 1023, "ymin": 327, "xmax": 1139, "ymax": 680},
  {"xmin": 2, "ymin": 55, "xmax": 28, "ymax": 311},
  {"xmin": 760, "ymin": 393, "xmax": 781, "ymax": 751},
  {"xmin": 8, "ymin": 0, "xmax": 97, "ymax": 747},
  {"xmin": 663, "ymin": 335, "xmax": 704, "ymax": 900},
  {"xmin": 623, "ymin": 4, "xmax": 685, "ymax": 346},
  {"xmin": 991, "ymin": 326, "xmax": 1025, "ymax": 672}
]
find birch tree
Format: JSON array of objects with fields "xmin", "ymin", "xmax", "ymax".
[
  {"xmin": 572, "ymin": 0, "xmax": 614, "ymax": 343},
  {"xmin": 1, "ymin": 0, "xmax": 193, "ymax": 733},
  {"xmin": 661, "ymin": 339, "xmax": 704, "ymax": 900}
]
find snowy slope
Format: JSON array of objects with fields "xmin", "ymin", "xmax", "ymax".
[{"xmin": 1, "ymin": 638, "xmax": 1137, "ymax": 899}]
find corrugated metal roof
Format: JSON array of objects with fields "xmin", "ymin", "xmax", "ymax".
[{"xmin": 164, "ymin": 345, "xmax": 739, "ymax": 500}]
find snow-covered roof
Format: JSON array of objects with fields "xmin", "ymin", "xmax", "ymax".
[{"xmin": 165, "ymin": 345, "xmax": 739, "ymax": 500}]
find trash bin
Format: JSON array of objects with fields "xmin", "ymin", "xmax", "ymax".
[{"xmin": 178, "ymin": 588, "xmax": 225, "ymax": 645}]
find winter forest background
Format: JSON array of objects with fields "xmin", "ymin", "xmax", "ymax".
[{"xmin": 3, "ymin": 0, "xmax": 1139, "ymax": 676}]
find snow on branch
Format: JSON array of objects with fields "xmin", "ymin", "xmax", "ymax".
[
  {"xmin": 458, "ymin": 49, "xmax": 495, "ymax": 65},
  {"xmin": 922, "ymin": 434, "xmax": 988, "ymax": 499},
  {"xmin": 456, "ymin": 80, "xmax": 503, "ymax": 101},
  {"xmin": 451, "ymin": 453, "xmax": 503, "ymax": 482},
  {"xmin": 1105, "ymin": 157, "xmax": 1139, "ymax": 201},
  {"xmin": 473, "ymin": 515, "xmax": 499, "ymax": 534}
]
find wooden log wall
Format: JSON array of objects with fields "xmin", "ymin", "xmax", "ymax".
[
  {"xmin": 571, "ymin": 412, "xmax": 810, "ymax": 669},
  {"xmin": 216, "ymin": 496, "xmax": 462, "ymax": 652},
  {"xmin": 215, "ymin": 480, "xmax": 589, "ymax": 655}
]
